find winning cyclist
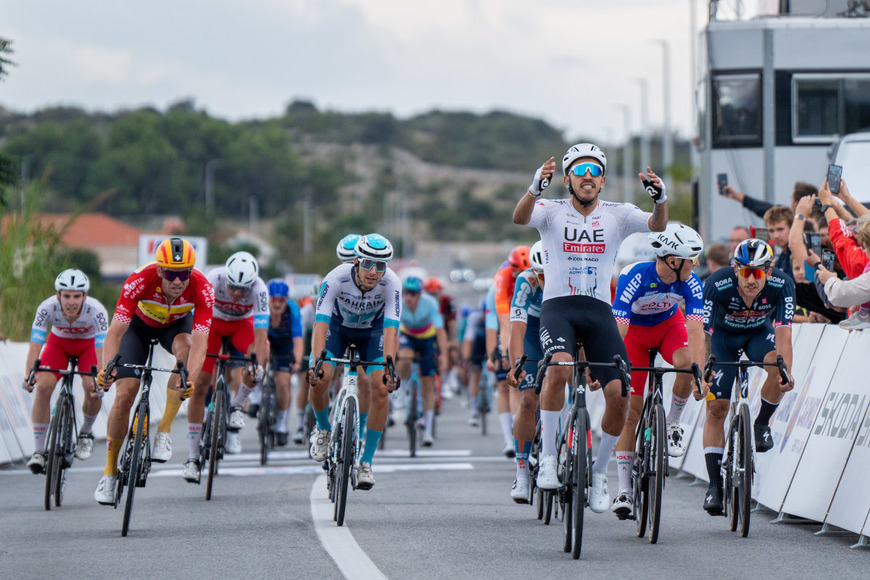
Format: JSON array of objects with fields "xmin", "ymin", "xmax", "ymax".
[
  {"xmin": 265, "ymin": 277, "xmax": 304, "ymax": 445},
  {"xmin": 94, "ymin": 238, "xmax": 213, "ymax": 504},
  {"xmin": 307, "ymin": 234, "xmax": 401, "ymax": 489},
  {"xmin": 505, "ymin": 241, "xmax": 545, "ymax": 503},
  {"xmin": 179, "ymin": 251, "xmax": 269, "ymax": 481},
  {"xmin": 609, "ymin": 224, "xmax": 709, "ymax": 518},
  {"xmin": 396, "ymin": 276, "xmax": 448, "ymax": 446},
  {"xmin": 700, "ymin": 238, "xmax": 795, "ymax": 514},
  {"xmin": 513, "ymin": 142, "xmax": 668, "ymax": 513},
  {"xmin": 23, "ymin": 269, "xmax": 109, "ymax": 472}
]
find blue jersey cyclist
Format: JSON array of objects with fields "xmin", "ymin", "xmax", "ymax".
[
  {"xmin": 307, "ymin": 233, "xmax": 401, "ymax": 490},
  {"xmin": 396, "ymin": 276, "xmax": 448, "ymax": 447},
  {"xmin": 609, "ymin": 224, "xmax": 709, "ymax": 519},
  {"xmin": 265, "ymin": 278, "xmax": 304, "ymax": 446},
  {"xmin": 505, "ymin": 241, "xmax": 545, "ymax": 504},
  {"xmin": 700, "ymin": 238, "xmax": 795, "ymax": 515}
]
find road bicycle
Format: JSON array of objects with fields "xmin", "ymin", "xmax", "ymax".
[
  {"xmin": 312, "ymin": 346, "xmax": 398, "ymax": 527},
  {"xmin": 535, "ymin": 348, "xmax": 630, "ymax": 560},
  {"xmin": 27, "ymin": 357, "xmax": 98, "ymax": 510},
  {"xmin": 703, "ymin": 353, "xmax": 789, "ymax": 537},
  {"xmin": 628, "ymin": 349, "xmax": 701, "ymax": 544},
  {"xmin": 201, "ymin": 345, "xmax": 257, "ymax": 500},
  {"xmin": 400, "ymin": 356, "xmax": 423, "ymax": 457},
  {"xmin": 104, "ymin": 340, "xmax": 188, "ymax": 537}
]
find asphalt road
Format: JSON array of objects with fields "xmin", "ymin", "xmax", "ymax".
[{"xmin": 2, "ymin": 391, "xmax": 867, "ymax": 579}]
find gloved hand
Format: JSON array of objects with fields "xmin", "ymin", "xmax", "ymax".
[
  {"xmin": 638, "ymin": 167, "xmax": 667, "ymax": 204},
  {"xmin": 249, "ymin": 364, "xmax": 265, "ymax": 383},
  {"xmin": 179, "ymin": 380, "xmax": 195, "ymax": 400},
  {"xmin": 529, "ymin": 157, "xmax": 556, "ymax": 197},
  {"xmin": 96, "ymin": 368, "xmax": 114, "ymax": 391}
]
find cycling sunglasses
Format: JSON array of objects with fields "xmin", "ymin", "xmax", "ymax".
[
  {"xmin": 161, "ymin": 268, "xmax": 192, "ymax": 282},
  {"xmin": 736, "ymin": 267, "xmax": 768, "ymax": 280},
  {"xmin": 359, "ymin": 259, "xmax": 387, "ymax": 273},
  {"xmin": 228, "ymin": 284, "xmax": 250, "ymax": 293},
  {"xmin": 570, "ymin": 163, "xmax": 604, "ymax": 177},
  {"xmin": 403, "ymin": 289, "xmax": 420, "ymax": 296}
]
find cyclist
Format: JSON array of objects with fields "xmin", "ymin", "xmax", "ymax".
[
  {"xmin": 307, "ymin": 234, "xmax": 401, "ymax": 489},
  {"xmin": 424, "ymin": 277, "xmax": 460, "ymax": 395},
  {"xmin": 513, "ymin": 142, "xmax": 669, "ymax": 513},
  {"xmin": 23, "ymin": 269, "xmax": 109, "ymax": 473},
  {"xmin": 460, "ymin": 298, "xmax": 489, "ymax": 426},
  {"xmin": 174, "ymin": 251, "xmax": 269, "ymax": 480},
  {"xmin": 266, "ymin": 278, "xmax": 304, "ymax": 446},
  {"xmin": 483, "ymin": 281, "xmax": 517, "ymax": 457},
  {"xmin": 505, "ymin": 241, "xmax": 545, "ymax": 503},
  {"xmin": 701, "ymin": 238, "xmax": 795, "ymax": 514},
  {"xmin": 396, "ymin": 276, "xmax": 448, "ymax": 446},
  {"xmin": 609, "ymin": 224, "xmax": 709, "ymax": 517},
  {"xmin": 292, "ymin": 287, "xmax": 317, "ymax": 444},
  {"xmin": 94, "ymin": 238, "xmax": 212, "ymax": 504},
  {"xmin": 336, "ymin": 233, "xmax": 361, "ymax": 264}
]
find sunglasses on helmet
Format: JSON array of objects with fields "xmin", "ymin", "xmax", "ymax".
[
  {"xmin": 359, "ymin": 259, "xmax": 387, "ymax": 273},
  {"xmin": 570, "ymin": 163, "xmax": 604, "ymax": 177},
  {"xmin": 736, "ymin": 267, "xmax": 768, "ymax": 280},
  {"xmin": 161, "ymin": 268, "xmax": 192, "ymax": 282}
]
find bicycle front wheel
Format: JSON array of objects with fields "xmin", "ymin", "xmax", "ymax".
[
  {"xmin": 633, "ymin": 408, "xmax": 649, "ymax": 538},
  {"xmin": 335, "ymin": 397, "xmax": 357, "ymax": 527},
  {"xmin": 570, "ymin": 411, "xmax": 589, "ymax": 560},
  {"xmin": 647, "ymin": 403, "xmax": 666, "ymax": 544},
  {"xmin": 43, "ymin": 399, "xmax": 63, "ymax": 511},
  {"xmin": 559, "ymin": 419, "xmax": 572, "ymax": 552},
  {"xmin": 122, "ymin": 402, "xmax": 146, "ymax": 537},
  {"xmin": 258, "ymin": 381, "xmax": 273, "ymax": 466},
  {"xmin": 206, "ymin": 388, "xmax": 226, "ymax": 501},
  {"xmin": 407, "ymin": 378, "xmax": 418, "ymax": 458},
  {"xmin": 737, "ymin": 404, "xmax": 753, "ymax": 537}
]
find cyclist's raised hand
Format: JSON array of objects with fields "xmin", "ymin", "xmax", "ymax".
[
  {"xmin": 528, "ymin": 157, "xmax": 556, "ymax": 197},
  {"xmin": 638, "ymin": 166, "xmax": 667, "ymax": 204}
]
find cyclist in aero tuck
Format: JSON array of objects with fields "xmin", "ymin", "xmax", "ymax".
[{"xmin": 513, "ymin": 143, "xmax": 668, "ymax": 513}]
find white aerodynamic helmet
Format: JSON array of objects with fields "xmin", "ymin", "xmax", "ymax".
[
  {"xmin": 336, "ymin": 233, "xmax": 361, "ymax": 263},
  {"xmin": 529, "ymin": 241, "xmax": 544, "ymax": 272},
  {"xmin": 55, "ymin": 269, "xmax": 90, "ymax": 293},
  {"xmin": 649, "ymin": 223, "xmax": 704, "ymax": 259},
  {"xmin": 355, "ymin": 233, "xmax": 394, "ymax": 262},
  {"xmin": 562, "ymin": 143, "xmax": 607, "ymax": 176},
  {"xmin": 225, "ymin": 251, "xmax": 259, "ymax": 289}
]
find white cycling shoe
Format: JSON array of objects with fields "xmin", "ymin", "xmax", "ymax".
[
  {"xmin": 310, "ymin": 429, "xmax": 330, "ymax": 462},
  {"xmin": 536, "ymin": 456, "xmax": 559, "ymax": 490},
  {"xmin": 667, "ymin": 423, "xmax": 685, "ymax": 457},
  {"xmin": 94, "ymin": 475, "xmax": 117, "ymax": 505},
  {"xmin": 589, "ymin": 472, "xmax": 610, "ymax": 513},
  {"xmin": 511, "ymin": 477, "xmax": 530, "ymax": 504}
]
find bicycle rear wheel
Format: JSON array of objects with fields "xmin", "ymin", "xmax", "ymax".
[
  {"xmin": 725, "ymin": 417, "xmax": 739, "ymax": 532},
  {"xmin": 570, "ymin": 411, "xmax": 588, "ymax": 560},
  {"xmin": 737, "ymin": 404, "xmax": 753, "ymax": 537},
  {"xmin": 206, "ymin": 388, "xmax": 226, "ymax": 501},
  {"xmin": 633, "ymin": 408, "xmax": 649, "ymax": 538},
  {"xmin": 122, "ymin": 402, "xmax": 146, "ymax": 537},
  {"xmin": 407, "ymin": 377, "xmax": 418, "ymax": 458},
  {"xmin": 43, "ymin": 399, "xmax": 63, "ymax": 511},
  {"xmin": 335, "ymin": 397, "xmax": 357, "ymax": 527},
  {"xmin": 259, "ymin": 380, "xmax": 274, "ymax": 466},
  {"xmin": 479, "ymin": 389, "xmax": 489, "ymax": 436},
  {"xmin": 647, "ymin": 403, "xmax": 666, "ymax": 544}
]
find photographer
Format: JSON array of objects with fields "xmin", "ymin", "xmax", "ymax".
[
  {"xmin": 816, "ymin": 219, "xmax": 870, "ymax": 330},
  {"xmin": 817, "ymin": 178, "xmax": 869, "ymax": 280}
]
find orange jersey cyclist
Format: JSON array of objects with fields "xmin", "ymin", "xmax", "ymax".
[
  {"xmin": 23, "ymin": 269, "xmax": 109, "ymax": 473},
  {"xmin": 93, "ymin": 238, "xmax": 214, "ymax": 505}
]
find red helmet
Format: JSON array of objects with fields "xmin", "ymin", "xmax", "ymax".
[
  {"xmin": 508, "ymin": 246, "xmax": 531, "ymax": 271},
  {"xmin": 424, "ymin": 277, "xmax": 443, "ymax": 293}
]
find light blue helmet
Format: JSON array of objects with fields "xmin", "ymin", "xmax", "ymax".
[
  {"xmin": 355, "ymin": 233, "xmax": 393, "ymax": 262},
  {"xmin": 336, "ymin": 233, "xmax": 361, "ymax": 263}
]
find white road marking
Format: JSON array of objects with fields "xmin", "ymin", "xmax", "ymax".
[
  {"xmin": 152, "ymin": 462, "xmax": 475, "ymax": 477},
  {"xmin": 310, "ymin": 474, "xmax": 389, "ymax": 580}
]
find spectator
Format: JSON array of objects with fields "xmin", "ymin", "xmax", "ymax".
[
  {"xmin": 816, "ymin": 178, "xmax": 869, "ymax": 280},
  {"xmin": 706, "ymin": 243, "xmax": 731, "ymax": 272},
  {"xmin": 763, "ymin": 205, "xmax": 794, "ymax": 280},
  {"xmin": 817, "ymin": 219, "xmax": 870, "ymax": 330},
  {"xmin": 721, "ymin": 181, "xmax": 818, "ymax": 218},
  {"xmin": 728, "ymin": 226, "xmax": 751, "ymax": 255}
]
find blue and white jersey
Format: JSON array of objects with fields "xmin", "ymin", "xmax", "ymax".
[
  {"xmin": 484, "ymin": 285, "xmax": 499, "ymax": 330},
  {"xmin": 510, "ymin": 269, "xmax": 543, "ymax": 324},
  {"xmin": 612, "ymin": 261, "xmax": 704, "ymax": 327},
  {"xmin": 315, "ymin": 263, "xmax": 402, "ymax": 330}
]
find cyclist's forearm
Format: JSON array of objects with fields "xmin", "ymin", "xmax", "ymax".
[
  {"xmin": 383, "ymin": 327, "xmax": 398, "ymax": 361},
  {"xmin": 485, "ymin": 328, "xmax": 498, "ymax": 358},
  {"xmin": 101, "ymin": 321, "xmax": 127, "ymax": 368},
  {"xmin": 24, "ymin": 341, "xmax": 42, "ymax": 376},
  {"xmin": 253, "ymin": 328, "xmax": 269, "ymax": 369},
  {"xmin": 513, "ymin": 191, "xmax": 537, "ymax": 225},
  {"xmin": 435, "ymin": 328, "xmax": 448, "ymax": 357},
  {"xmin": 293, "ymin": 337, "xmax": 304, "ymax": 368},
  {"xmin": 310, "ymin": 321, "xmax": 328, "ymax": 360},
  {"xmin": 508, "ymin": 322, "xmax": 526, "ymax": 367},
  {"xmin": 648, "ymin": 201, "xmax": 668, "ymax": 232},
  {"xmin": 186, "ymin": 329, "xmax": 209, "ymax": 385},
  {"xmin": 686, "ymin": 320, "xmax": 706, "ymax": 368},
  {"xmin": 774, "ymin": 326, "xmax": 793, "ymax": 372}
]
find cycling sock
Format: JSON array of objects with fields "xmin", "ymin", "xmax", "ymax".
[
  {"xmin": 704, "ymin": 447, "xmax": 724, "ymax": 488},
  {"xmin": 158, "ymin": 389, "xmax": 184, "ymax": 432},
  {"xmin": 593, "ymin": 432, "xmax": 618, "ymax": 475},
  {"xmin": 666, "ymin": 394, "xmax": 689, "ymax": 424},
  {"xmin": 80, "ymin": 413, "xmax": 98, "ymax": 435},
  {"xmin": 249, "ymin": 385, "xmax": 261, "ymax": 405},
  {"xmin": 361, "ymin": 429, "xmax": 382, "ymax": 464},
  {"xmin": 499, "ymin": 412, "xmax": 514, "ymax": 446},
  {"xmin": 187, "ymin": 424, "xmax": 202, "ymax": 460},
  {"xmin": 755, "ymin": 398, "xmax": 778, "ymax": 426},
  {"xmin": 296, "ymin": 409, "xmax": 305, "ymax": 429},
  {"xmin": 515, "ymin": 440, "xmax": 531, "ymax": 478},
  {"xmin": 33, "ymin": 423, "xmax": 49, "ymax": 452},
  {"xmin": 231, "ymin": 384, "xmax": 253, "ymax": 407},
  {"xmin": 541, "ymin": 410, "xmax": 560, "ymax": 457},
  {"xmin": 469, "ymin": 396, "xmax": 479, "ymax": 416},
  {"xmin": 275, "ymin": 410, "xmax": 289, "ymax": 433},
  {"xmin": 105, "ymin": 437, "xmax": 122, "ymax": 476},
  {"xmin": 424, "ymin": 410, "xmax": 434, "ymax": 437},
  {"xmin": 314, "ymin": 408, "xmax": 331, "ymax": 431},
  {"xmin": 358, "ymin": 412, "xmax": 369, "ymax": 439},
  {"xmin": 616, "ymin": 451, "xmax": 635, "ymax": 494}
]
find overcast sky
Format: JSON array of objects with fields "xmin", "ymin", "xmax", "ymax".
[{"xmin": 2, "ymin": 1, "xmax": 762, "ymax": 150}]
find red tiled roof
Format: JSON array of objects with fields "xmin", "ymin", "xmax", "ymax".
[{"xmin": 2, "ymin": 213, "xmax": 144, "ymax": 248}]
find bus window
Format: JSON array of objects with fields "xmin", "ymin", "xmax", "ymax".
[{"xmin": 712, "ymin": 72, "xmax": 762, "ymax": 148}]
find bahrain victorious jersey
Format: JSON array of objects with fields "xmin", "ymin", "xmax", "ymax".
[{"xmin": 526, "ymin": 198, "xmax": 651, "ymax": 304}]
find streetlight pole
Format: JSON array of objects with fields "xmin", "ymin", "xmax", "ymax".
[
  {"xmin": 634, "ymin": 78, "xmax": 651, "ymax": 171},
  {"xmin": 205, "ymin": 158, "xmax": 220, "ymax": 220},
  {"xmin": 616, "ymin": 105, "xmax": 633, "ymax": 203},
  {"xmin": 656, "ymin": 39, "xmax": 673, "ymax": 185}
]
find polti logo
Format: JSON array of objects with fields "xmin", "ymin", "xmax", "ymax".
[{"xmin": 563, "ymin": 242, "xmax": 605, "ymax": 253}]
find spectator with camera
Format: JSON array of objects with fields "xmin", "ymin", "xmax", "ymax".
[
  {"xmin": 721, "ymin": 181, "xmax": 818, "ymax": 218},
  {"xmin": 816, "ymin": 218, "xmax": 870, "ymax": 330}
]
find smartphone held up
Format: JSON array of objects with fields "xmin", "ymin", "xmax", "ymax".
[{"xmin": 827, "ymin": 164, "xmax": 843, "ymax": 194}]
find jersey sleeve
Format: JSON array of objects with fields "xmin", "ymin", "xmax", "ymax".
[
  {"xmin": 29, "ymin": 297, "xmax": 54, "ymax": 344},
  {"xmin": 702, "ymin": 275, "xmax": 722, "ymax": 334},
  {"xmin": 526, "ymin": 198, "xmax": 554, "ymax": 230},
  {"xmin": 510, "ymin": 273, "xmax": 534, "ymax": 324},
  {"xmin": 493, "ymin": 268, "xmax": 513, "ymax": 316},
  {"xmin": 464, "ymin": 311, "xmax": 482, "ymax": 341},
  {"xmin": 287, "ymin": 300, "xmax": 303, "ymax": 338},
  {"xmin": 382, "ymin": 270, "xmax": 402, "ymax": 329},
  {"xmin": 484, "ymin": 287, "xmax": 498, "ymax": 330},
  {"xmin": 618, "ymin": 203, "xmax": 652, "ymax": 238},
  {"xmin": 252, "ymin": 278, "xmax": 269, "ymax": 329},
  {"xmin": 428, "ymin": 296, "xmax": 445, "ymax": 329},
  {"xmin": 773, "ymin": 273, "xmax": 796, "ymax": 328},
  {"xmin": 314, "ymin": 270, "xmax": 341, "ymax": 325},
  {"xmin": 92, "ymin": 298, "xmax": 110, "ymax": 347},
  {"xmin": 611, "ymin": 263, "xmax": 641, "ymax": 325},
  {"xmin": 828, "ymin": 218, "xmax": 869, "ymax": 280},
  {"xmin": 114, "ymin": 267, "xmax": 149, "ymax": 324},
  {"xmin": 682, "ymin": 273, "xmax": 705, "ymax": 322},
  {"xmin": 192, "ymin": 272, "xmax": 215, "ymax": 333}
]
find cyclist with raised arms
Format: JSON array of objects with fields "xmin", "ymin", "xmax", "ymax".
[
  {"xmin": 177, "ymin": 251, "xmax": 269, "ymax": 480},
  {"xmin": 513, "ymin": 143, "xmax": 668, "ymax": 513},
  {"xmin": 94, "ymin": 238, "xmax": 213, "ymax": 504},
  {"xmin": 23, "ymin": 269, "xmax": 108, "ymax": 473},
  {"xmin": 263, "ymin": 278, "xmax": 304, "ymax": 445},
  {"xmin": 505, "ymin": 241, "xmax": 545, "ymax": 503},
  {"xmin": 609, "ymin": 224, "xmax": 709, "ymax": 517},
  {"xmin": 700, "ymin": 238, "xmax": 795, "ymax": 514},
  {"xmin": 307, "ymin": 234, "xmax": 401, "ymax": 489},
  {"xmin": 397, "ymin": 276, "xmax": 448, "ymax": 446}
]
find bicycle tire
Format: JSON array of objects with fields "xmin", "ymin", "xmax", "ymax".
[
  {"xmin": 407, "ymin": 377, "xmax": 418, "ymax": 458},
  {"xmin": 54, "ymin": 396, "xmax": 75, "ymax": 507},
  {"xmin": 335, "ymin": 397, "xmax": 357, "ymax": 527},
  {"xmin": 43, "ymin": 399, "xmax": 63, "ymax": 511},
  {"xmin": 648, "ymin": 403, "xmax": 666, "ymax": 544},
  {"xmin": 559, "ymin": 419, "xmax": 572, "ymax": 552},
  {"xmin": 737, "ymin": 404, "xmax": 753, "ymax": 537},
  {"xmin": 206, "ymin": 387, "xmax": 226, "ymax": 501},
  {"xmin": 259, "ymin": 379, "xmax": 273, "ymax": 466},
  {"xmin": 570, "ymin": 411, "xmax": 588, "ymax": 560},
  {"xmin": 328, "ymin": 423, "xmax": 341, "ymax": 505},
  {"xmin": 725, "ymin": 416, "xmax": 738, "ymax": 532},
  {"xmin": 479, "ymin": 389, "xmax": 488, "ymax": 436},
  {"xmin": 122, "ymin": 402, "xmax": 146, "ymax": 537},
  {"xmin": 633, "ymin": 406, "xmax": 649, "ymax": 538}
]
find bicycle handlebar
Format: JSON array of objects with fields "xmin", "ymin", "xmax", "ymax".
[
  {"xmin": 513, "ymin": 354, "xmax": 527, "ymax": 381},
  {"xmin": 382, "ymin": 355, "xmax": 400, "ymax": 391},
  {"xmin": 703, "ymin": 355, "xmax": 791, "ymax": 385},
  {"xmin": 533, "ymin": 353, "xmax": 631, "ymax": 397}
]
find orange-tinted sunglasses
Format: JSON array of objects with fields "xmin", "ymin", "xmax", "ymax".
[{"xmin": 736, "ymin": 267, "xmax": 768, "ymax": 280}]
